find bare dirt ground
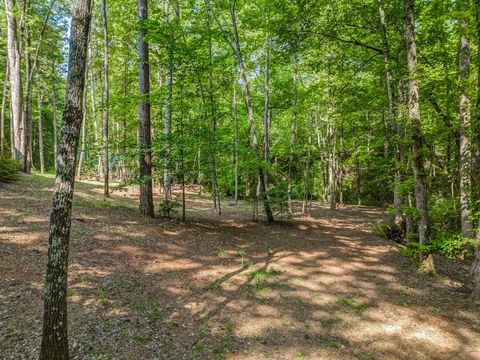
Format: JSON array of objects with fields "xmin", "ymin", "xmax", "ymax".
[{"xmin": 1, "ymin": 174, "xmax": 479, "ymax": 360}]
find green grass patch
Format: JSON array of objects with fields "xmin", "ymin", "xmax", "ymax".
[{"xmin": 336, "ymin": 296, "xmax": 368, "ymax": 315}]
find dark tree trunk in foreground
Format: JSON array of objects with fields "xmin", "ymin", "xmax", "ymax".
[
  {"xmin": 405, "ymin": 0, "xmax": 430, "ymax": 245},
  {"xmin": 138, "ymin": 0, "xmax": 154, "ymax": 217},
  {"xmin": 40, "ymin": 0, "xmax": 91, "ymax": 359}
]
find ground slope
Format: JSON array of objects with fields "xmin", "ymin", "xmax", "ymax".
[{"xmin": 0, "ymin": 174, "xmax": 479, "ymax": 359}]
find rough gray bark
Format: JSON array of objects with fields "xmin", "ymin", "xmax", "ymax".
[
  {"xmin": 5, "ymin": 0, "xmax": 24, "ymax": 163},
  {"xmin": 458, "ymin": 0, "xmax": 473, "ymax": 237},
  {"xmin": 39, "ymin": 0, "xmax": 91, "ymax": 358},
  {"xmin": 138, "ymin": 0, "xmax": 154, "ymax": 217},
  {"xmin": 405, "ymin": 0, "xmax": 430, "ymax": 244},
  {"xmin": 469, "ymin": 0, "xmax": 480, "ymax": 303},
  {"xmin": 0, "ymin": 62, "xmax": 8, "ymax": 154},
  {"xmin": 38, "ymin": 91, "xmax": 44, "ymax": 174},
  {"xmin": 102, "ymin": 0, "xmax": 109, "ymax": 196}
]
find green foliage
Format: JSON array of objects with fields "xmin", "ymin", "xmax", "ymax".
[
  {"xmin": 158, "ymin": 199, "xmax": 180, "ymax": 218},
  {"xmin": 0, "ymin": 156, "xmax": 21, "ymax": 183},
  {"xmin": 402, "ymin": 234, "xmax": 475, "ymax": 260},
  {"xmin": 336, "ymin": 296, "xmax": 368, "ymax": 315}
]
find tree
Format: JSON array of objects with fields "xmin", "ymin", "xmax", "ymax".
[
  {"xmin": 458, "ymin": 0, "xmax": 473, "ymax": 237},
  {"xmin": 5, "ymin": 0, "xmax": 24, "ymax": 163},
  {"xmin": 102, "ymin": 0, "xmax": 110, "ymax": 196},
  {"xmin": 405, "ymin": 0, "xmax": 430, "ymax": 247},
  {"xmin": 40, "ymin": 0, "xmax": 92, "ymax": 358},
  {"xmin": 138, "ymin": 0, "xmax": 154, "ymax": 218}
]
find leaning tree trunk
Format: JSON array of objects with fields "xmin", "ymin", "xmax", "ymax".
[
  {"xmin": 39, "ymin": 0, "xmax": 91, "ymax": 358},
  {"xmin": 5, "ymin": 0, "xmax": 24, "ymax": 163},
  {"xmin": 138, "ymin": 0, "xmax": 154, "ymax": 217},
  {"xmin": 230, "ymin": 2, "xmax": 273, "ymax": 221},
  {"xmin": 405, "ymin": 0, "xmax": 430, "ymax": 246},
  {"xmin": 458, "ymin": 0, "xmax": 473, "ymax": 237}
]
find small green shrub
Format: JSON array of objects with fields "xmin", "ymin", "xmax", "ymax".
[
  {"xmin": 431, "ymin": 234, "xmax": 476, "ymax": 259},
  {"xmin": 0, "ymin": 156, "xmax": 21, "ymax": 182},
  {"xmin": 158, "ymin": 198, "xmax": 180, "ymax": 217},
  {"xmin": 402, "ymin": 234, "xmax": 476, "ymax": 260}
]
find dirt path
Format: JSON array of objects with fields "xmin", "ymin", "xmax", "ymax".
[{"xmin": 1, "ymin": 174, "xmax": 479, "ymax": 359}]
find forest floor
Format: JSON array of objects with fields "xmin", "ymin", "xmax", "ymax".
[{"xmin": 0, "ymin": 174, "xmax": 479, "ymax": 360}]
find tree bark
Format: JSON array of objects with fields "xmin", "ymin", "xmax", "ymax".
[
  {"xmin": 469, "ymin": 0, "xmax": 480, "ymax": 302},
  {"xmin": 102, "ymin": 0, "xmax": 110, "ymax": 196},
  {"xmin": 38, "ymin": 91, "xmax": 44, "ymax": 174},
  {"xmin": 164, "ymin": 0, "xmax": 173, "ymax": 198},
  {"xmin": 233, "ymin": 78, "xmax": 239, "ymax": 204},
  {"xmin": 458, "ymin": 0, "xmax": 473, "ymax": 237},
  {"xmin": 0, "ymin": 62, "xmax": 8, "ymax": 154},
  {"xmin": 39, "ymin": 0, "xmax": 91, "ymax": 358},
  {"xmin": 263, "ymin": 36, "xmax": 271, "ymax": 188},
  {"xmin": 138, "ymin": 0, "xmax": 154, "ymax": 217},
  {"xmin": 287, "ymin": 54, "xmax": 298, "ymax": 213},
  {"xmin": 5, "ymin": 0, "xmax": 24, "ymax": 163},
  {"xmin": 405, "ymin": 0, "xmax": 430, "ymax": 244}
]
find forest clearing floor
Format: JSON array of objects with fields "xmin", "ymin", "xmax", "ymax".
[{"xmin": 1, "ymin": 173, "xmax": 479, "ymax": 360}]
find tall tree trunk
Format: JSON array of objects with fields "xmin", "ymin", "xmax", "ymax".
[
  {"xmin": 217, "ymin": 0, "xmax": 273, "ymax": 221},
  {"xmin": 138, "ymin": 0, "xmax": 154, "ymax": 217},
  {"xmin": 89, "ymin": 54, "xmax": 102, "ymax": 179},
  {"xmin": 38, "ymin": 91, "xmax": 44, "ymax": 174},
  {"xmin": 469, "ymin": 0, "xmax": 480, "ymax": 302},
  {"xmin": 52, "ymin": 61, "xmax": 58, "ymax": 171},
  {"xmin": 164, "ymin": 0, "xmax": 173, "ymax": 198},
  {"xmin": 459, "ymin": 0, "xmax": 473, "ymax": 237},
  {"xmin": 0, "ymin": 62, "xmax": 8, "ymax": 154},
  {"xmin": 39, "ymin": 0, "xmax": 91, "ymax": 357},
  {"xmin": 287, "ymin": 54, "xmax": 298, "ymax": 213},
  {"xmin": 378, "ymin": 0, "xmax": 403, "ymax": 225},
  {"xmin": 23, "ymin": 0, "xmax": 55, "ymax": 173},
  {"xmin": 233, "ymin": 78, "xmax": 239, "ymax": 205},
  {"xmin": 5, "ymin": 0, "xmax": 25, "ymax": 163},
  {"xmin": 76, "ymin": 70, "xmax": 87, "ymax": 180},
  {"xmin": 102, "ymin": 0, "xmax": 109, "ymax": 196},
  {"xmin": 263, "ymin": 36, "xmax": 271, "ymax": 188},
  {"xmin": 208, "ymin": 40, "xmax": 221, "ymax": 214},
  {"xmin": 405, "ymin": 0, "xmax": 430, "ymax": 245}
]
